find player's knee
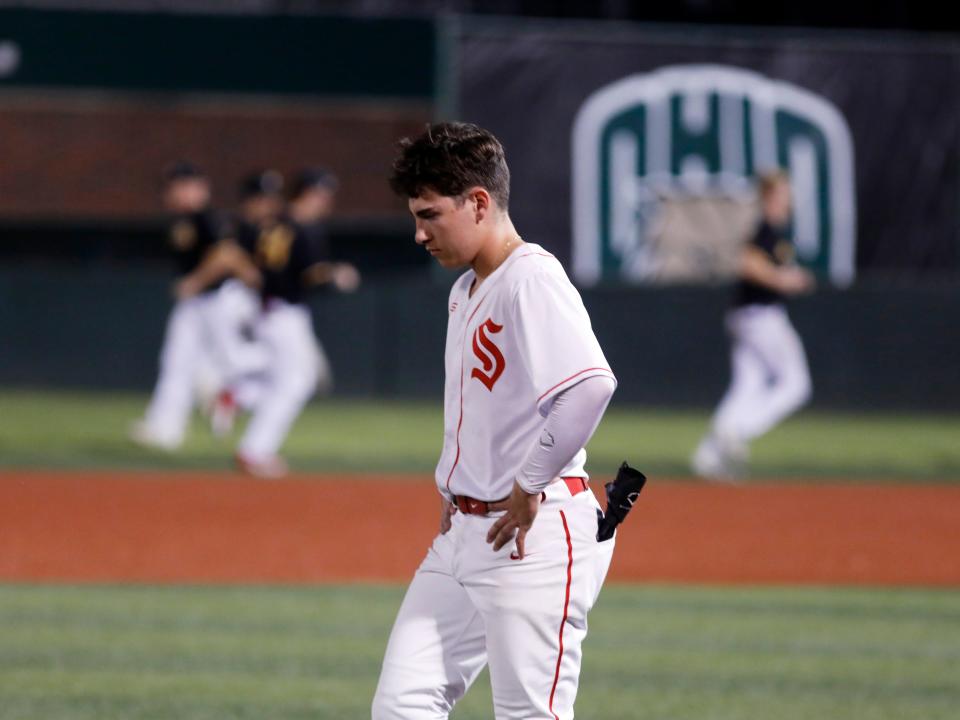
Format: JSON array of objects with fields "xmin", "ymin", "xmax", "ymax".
[
  {"xmin": 786, "ymin": 368, "xmax": 812, "ymax": 409},
  {"xmin": 287, "ymin": 353, "xmax": 328, "ymax": 398},
  {"xmin": 370, "ymin": 688, "xmax": 392, "ymax": 720},
  {"xmin": 370, "ymin": 686, "xmax": 410, "ymax": 720},
  {"xmin": 280, "ymin": 365, "xmax": 320, "ymax": 400},
  {"xmin": 299, "ymin": 371, "xmax": 320, "ymax": 398},
  {"xmin": 372, "ymin": 672, "xmax": 454, "ymax": 720},
  {"xmin": 313, "ymin": 362, "xmax": 333, "ymax": 396}
]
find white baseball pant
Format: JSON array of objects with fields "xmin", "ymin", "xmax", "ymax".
[
  {"xmin": 208, "ymin": 279, "xmax": 270, "ymax": 381},
  {"xmin": 712, "ymin": 303, "xmax": 812, "ymax": 441},
  {"xmin": 236, "ymin": 301, "xmax": 329, "ymax": 460},
  {"xmin": 141, "ymin": 293, "xmax": 221, "ymax": 446},
  {"xmin": 372, "ymin": 482, "xmax": 614, "ymax": 720}
]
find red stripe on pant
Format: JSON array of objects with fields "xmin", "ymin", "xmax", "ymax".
[{"xmin": 548, "ymin": 509, "xmax": 574, "ymax": 720}]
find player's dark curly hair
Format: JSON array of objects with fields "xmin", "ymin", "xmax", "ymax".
[{"xmin": 389, "ymin": 122, "xmax": 511, "ymax": 209}]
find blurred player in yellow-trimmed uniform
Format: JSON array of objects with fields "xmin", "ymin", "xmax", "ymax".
[
  {"xmin": 131, "ymin": 162, "xmax": 258, "ymax": 450},
  {"xmin": 692, "ymin": 171, "xmax": 814, "ymax": 480}
]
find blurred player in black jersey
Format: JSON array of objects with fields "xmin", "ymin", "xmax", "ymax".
[
  {"xmin": 182, "ymin": 168, "xmax": 360, "ymax": 476},
  {"xmin": 692, "ymin": 170, "xmax": 814, "ymax": 480},
  {"xmin": 199, "ymin": 169, "xmax": 290, "ymax": 438},
  {"xmin": 131, "ymin": 161, "xmax": 254, "ymax": 450},
  {"xmin": 230, "ymin": 169, "xmax": 334, "ymax": 478},
  {"xmin": 288, "ymin": 167, "xmax": 360, "ymax": 294}
]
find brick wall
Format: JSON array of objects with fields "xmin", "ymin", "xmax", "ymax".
[{"xmin": 0, "ymin": 92, "xmax": 430, "ymax": 220}]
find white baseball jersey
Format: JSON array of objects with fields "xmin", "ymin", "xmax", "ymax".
[
  {"xmin": 436, "ymin": 243, "xmax": 616, "ymax": 501},
  {"xmin": 376, "ymin": 244, "xmax": 617, "ymax": 720}
]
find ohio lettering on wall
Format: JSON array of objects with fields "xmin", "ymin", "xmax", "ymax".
[{"xmin": 572, "ymin": 65, "xmax": 856, "ymax": 286}]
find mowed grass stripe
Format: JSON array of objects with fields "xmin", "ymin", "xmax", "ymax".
[
  {"xmin": 1, "ymin": 584, "xmax": 958, "ymax": 719},
  {"xmin": 2, "ymin": 389, "xmax": 960, "ymax": 478},
  {"xmin": 0, "ymin": 673, "xmax": 363, "ymax": 720}
]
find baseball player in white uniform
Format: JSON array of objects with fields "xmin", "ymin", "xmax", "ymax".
[
  {"xmin": 131, "ymin": 162, "xmax": 258, "ymax": 451},
  {"xmin": 692, "ymin": 170, "xmax": 814, "ymax": 479},
  {"xmin": 373, "ymin": 123, "xmax": 617, "ymax": 719},
  {"xmin": 230, "ymin": 209, "xmax": 331, "ymax": 478},
  {"xmin": 186, "ymin": 169, "xmax": 359, "ymax": 478}
]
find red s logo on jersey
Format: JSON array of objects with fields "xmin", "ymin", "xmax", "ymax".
[{"xmin": 471, "ymin": 318, "xmax": 506, "ymax": 391}]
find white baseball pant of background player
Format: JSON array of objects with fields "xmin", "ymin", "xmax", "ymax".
[
  {"xmin": 211, "ymin": 279, "xmax": 270, "ymax": 377},
  {"xmin": 711, "ymin": 303, "xmax": 811, "ymax": 442},
  {"xmin": 373, "ymin": 244, "xmax": 617, "ymax": 720},
  {"xmin": 138, "ymin": 292, "xmax": 224, "ymax": 449},
  {"xmin": 140, "ymin": 280, "xmax": 270, "ymax": 449},
  {"xmin": 193, "ymin": 279, "xmax": 270, "ymax": 406},
  {"xmin": 234, "ymin": 299, "xmax": 330, "ymax": 463}
]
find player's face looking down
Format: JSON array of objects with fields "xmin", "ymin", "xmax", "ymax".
[
  {"xmin": 291, "ymin": 187, "xmax": 335, "ymax": 225},
  {"xmin": 242, "ymin": 194, "xmax": 284, "ymax": 226},
  {"xmin": 408, "ymin": 187, "xmax": 492, "ymax": 269},
  {"xmin": 763, "ymin": 178, "xmax": 792, "ymax": 225},
  {"xmin": 164, "ymin": 178, "xmax": 210, "ymax": 214}
]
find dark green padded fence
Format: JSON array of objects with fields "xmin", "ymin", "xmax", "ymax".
[{"xmin": 2, "ymin": 265, "xmax": 958, "ymax": 410}]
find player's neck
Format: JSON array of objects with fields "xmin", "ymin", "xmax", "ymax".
[
  {"xmin": 471, "ymin": 221, "xmax": 523, "ymax": 284},
  {"xmin": 470, "ymin": 231, "xmax": 523, "ymax": 296}
]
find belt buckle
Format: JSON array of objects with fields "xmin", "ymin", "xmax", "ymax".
[{"xmin": 456, "ymin": 496, "xmax": 488, "ymax": 515}]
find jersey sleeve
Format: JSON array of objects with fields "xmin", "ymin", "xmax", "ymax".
[
  {"xmin": 510, "ymin": 268, "xmax": 616, "ymax": 415},
  {"xmin": 236, "ymin": 222, "xmax": 258, "ymax": 256},
  {"xmin": 291, "ymin": 225, "xmax": 317, "ymax": 275},
  {"xmin": 213, "ymin": 211, "xmax": 238, "ymax": 242},
  {"xmin": 307, "ymin": 224, "xmax": 332, "ymax": 262},
  {"xmin": 750, "ymin": 221, "xmax": 779, "ymax": 257}
]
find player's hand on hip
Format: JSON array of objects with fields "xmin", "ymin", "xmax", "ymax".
[
  {"xmin": 439, "ymin": 496, "xmax": 457, "ymax": 535},
  {"xmin": 332, "ymin": 263, "xmax": 361, "ymax": 293},
  {"xmin": 486, "ymin": 481, "xmax": 541, "ymax": 558}
]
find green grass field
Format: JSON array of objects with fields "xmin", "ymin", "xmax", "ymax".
[
  {"xmin": 1, "ymin": 389, "xmax": 959, "ymax": 480},
  {"xmin": 3, "ymin": 389, "xmax": 959, "ymax": 719},
  {"xmin": 1, "ymin": 584, "xmax": 957, "ymax": 720}
]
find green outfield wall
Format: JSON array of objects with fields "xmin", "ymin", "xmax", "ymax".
[{"xmin": 2, "ymin": 265, "xmax": 957, "ymax": 411}]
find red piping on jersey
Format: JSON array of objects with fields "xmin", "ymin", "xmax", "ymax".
[
  {"xmin": 537, "ymin": 367, "xmax": 615, "ymax": 405},
  {"xmin": 444, "ymin": 354, "xmax": 466, "ymax": 493},
  {"xmin": 548, "ymin": 510, "xmax": 574, "ymax": 720},
  {"xmin": 444, "ymin": 250, "xmax": 554, "ymax": 491},
  {"xmin": 445, "ymin": 294, "xmax": 488, "ymax": 492}
]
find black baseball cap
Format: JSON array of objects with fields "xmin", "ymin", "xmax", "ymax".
[
  {"xmin": 163, "ymin": 160, "xmax": 206, "ymax": 183},
  {"xmin": 289, "ymin": 167, "xmax": 339, "ymax": 199},
  {"xmin": 239, "ymin": 169, "xmax": 285, "ymax": 199}
]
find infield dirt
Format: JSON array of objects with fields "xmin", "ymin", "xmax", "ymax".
[{"xmin": 2, "ymin": 472, "xmax": 958, "ymax": 585}]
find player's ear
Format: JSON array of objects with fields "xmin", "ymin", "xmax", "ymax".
[{"xmin": 469, "ymin": 188, "xmax": 491, "ymax": 224}]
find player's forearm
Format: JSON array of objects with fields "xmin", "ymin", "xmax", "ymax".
[
  {"xmin": 515, "ymin": 375, "xmax": 616, "ymax": 494},
  {"xmin": 220, "ymin": 244, "xmax": 262, "ymax": 289},
  {"xmin": 739, "ymin": 247, "xmax": 783, "ymax": 290},
  {"xmin": 303, "ymin": 262, "xmax": 336, "ymax": 286},
  {"xmin": 182, "ymin": 244, "xmax": 239, "ymax": 292},
  {"xmin": 177, "ymin": 261, "xmax": 224, "ymax": 298},
  {"xmin": 303, "ymin": 262, "xmax": 361, "ymax": 292},
  {"xmin": 740, "ymin": 247, "xmax": 814, "ymax": 295}
]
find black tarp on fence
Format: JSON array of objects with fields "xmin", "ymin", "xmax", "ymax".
[{"xmin": 453, "ymin": 19, "xmax": 960, "ymax": 283}]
